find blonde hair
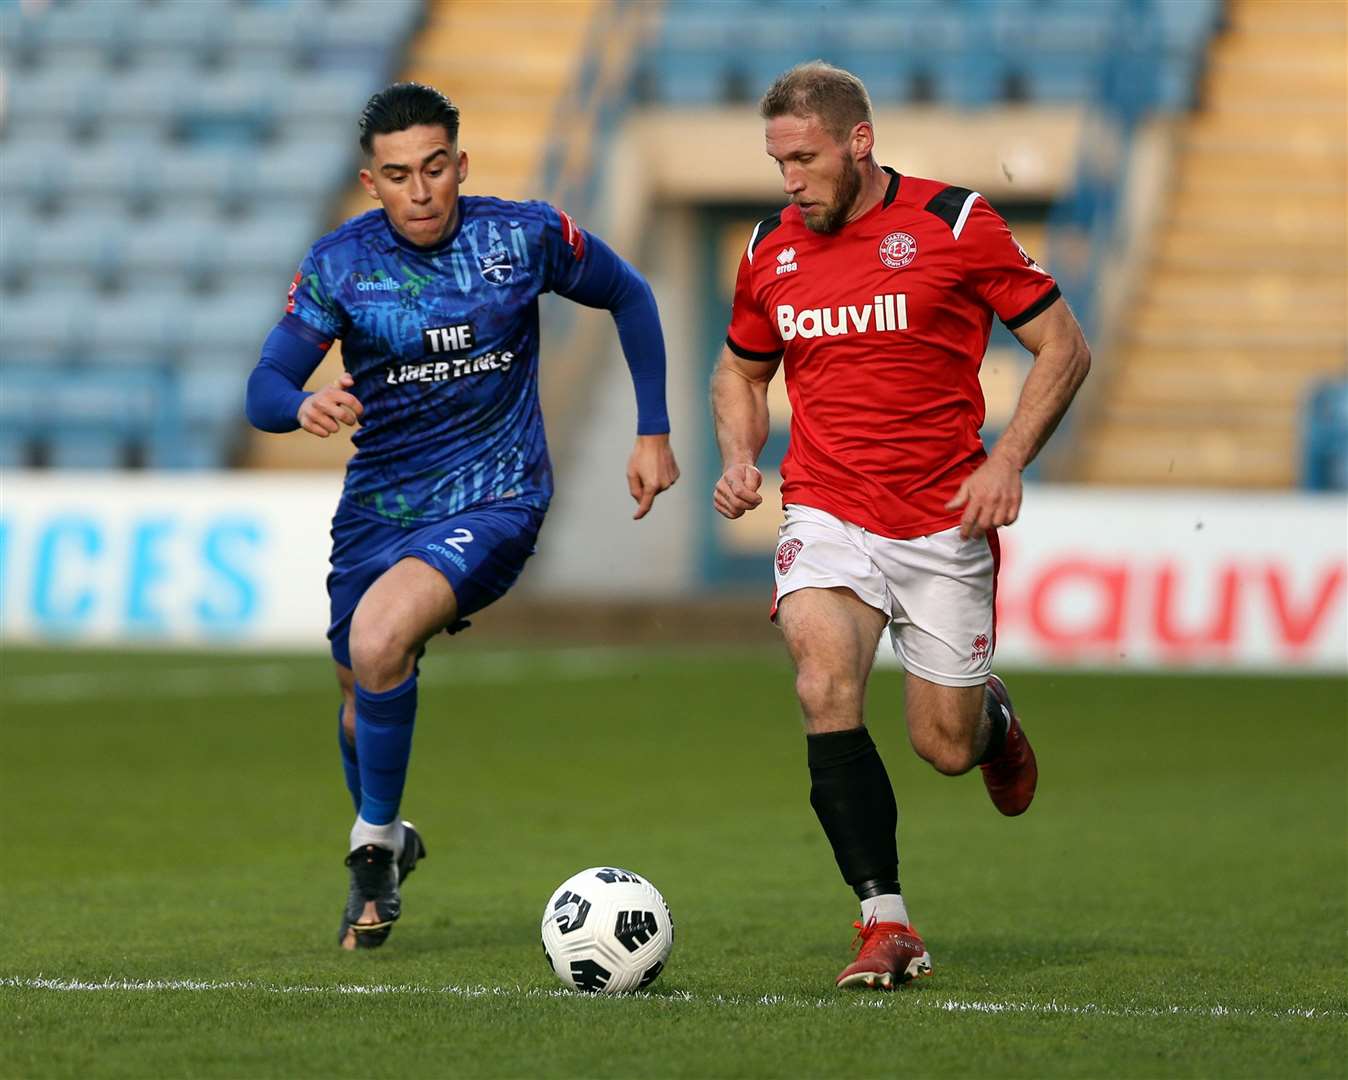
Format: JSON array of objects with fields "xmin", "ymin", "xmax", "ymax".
[{"xmin": 759, "ymin": 61, "xmax": 873, "ymax": 143}]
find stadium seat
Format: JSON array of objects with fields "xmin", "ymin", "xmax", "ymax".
[
  {"xmin": 0, "ymin": 430, "xmax": 33, "ymax": 469},
  {"xmin": 47, "ymin": 431, "xmax": 131, "ymax": 469},
  {"xmin": 1303, "ymin": 380, "xmax": 1348, "ymax": 491}
]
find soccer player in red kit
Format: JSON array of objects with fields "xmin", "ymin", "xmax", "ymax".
[{"xmin": 711, "ymin": 62, "xmax": 1091, "ymax": 989}]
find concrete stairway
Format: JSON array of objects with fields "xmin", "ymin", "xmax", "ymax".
[{"xmin": 1078, "ymin": 0, "xmax": 1347, "ymax": 487}]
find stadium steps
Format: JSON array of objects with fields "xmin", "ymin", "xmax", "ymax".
[
  {"xmin": 1075, "ymin": 0, "xmax": 1347, "ymax": 488},
  {"xmin": 346, "ymin": 0, "xmax": 597, "ymax": 210}
]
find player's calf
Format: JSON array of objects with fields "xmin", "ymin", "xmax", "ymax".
[{"xmin": 904, "ymin": 676, "xmax": 992, "ymax": 776}]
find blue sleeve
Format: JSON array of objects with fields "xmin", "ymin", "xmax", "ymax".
[
  {"xmin": 244, "ymin": 317, "xmax": 330, "ymax": 433},
  {"xmin": 287, "ymin": 249, "xmax": 347, "ymax": 342},
  {"xmin": 545, "ymin": 209, "xmax": 670, "ymax": 436}
]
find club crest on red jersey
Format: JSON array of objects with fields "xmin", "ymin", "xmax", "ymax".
[
  {"xmin": 878, "ymin": 231, "xmax": 918, "ymax": 269},
  {"xmin": 971, "ymin": 633, "xmax": 990, "ymax": 661},
  {"xmin": 776, "ymin": 538, "xmax": 804, "ymax": 575}
]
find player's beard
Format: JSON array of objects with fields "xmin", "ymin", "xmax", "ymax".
[{"xmin": 803, "ymin": 155, "xmax": 864, "ymax": 235}]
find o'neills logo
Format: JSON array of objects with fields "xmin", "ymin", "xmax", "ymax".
[{"xmin": 776, "ymin": 294, "xmax": 907, "ymax": 341}]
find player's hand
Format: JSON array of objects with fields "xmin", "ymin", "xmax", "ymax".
[
  {"xmin": 945, "ymin": 452, "xmax": 1022, "ymax": 539},
  {"xmin": 713, "ymin": 463, "xmax": 763, "ymax": 520},
  {"xmin": 627, "ymin": 433, "xmax": 680, "ymax": 520},
  {"xmin": 297, "ymin": 372, "xmax": 363, "ymax": 438}
]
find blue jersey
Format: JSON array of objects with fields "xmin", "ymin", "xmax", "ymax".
[{"xmin": 284, "ymin": 199, "xmax": 592, "ymax": 526}]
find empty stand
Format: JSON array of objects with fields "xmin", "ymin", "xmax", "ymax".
[
  {"xmin": 633, "ymin": 0, "xmax": 1217, "ymax": 110},
  {"xmin": 1077, "ymin": 0, "xmax": 1348, "ymax": 488},
  {"xmin": 0, "ymin": 0, "xmax": 423, "ymax": 469}
]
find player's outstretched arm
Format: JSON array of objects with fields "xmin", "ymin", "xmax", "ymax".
[
  {"xmin": 551, "ymin": 223, "xmax": 680, "ymax": 519},
  {"xmin": 711, "ymin": 345, "xmax": 779, "ymax": 520},
  {"xmin": 945, "ymin": 297, "xmax": 1091, "ymax": 538}
]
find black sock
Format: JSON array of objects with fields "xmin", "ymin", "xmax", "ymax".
[
  {"xmin": 806, "ymin": 727, "xmax": 901, "ymax": 899},
  {"xmin": 977, "ymin": 683, "xmax": 1010, "ymax": 765}
]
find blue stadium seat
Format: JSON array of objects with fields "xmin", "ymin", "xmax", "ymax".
[
  {"xmin": 1303, "ymin": 380, "xmax": 1348, "ymax": 491},
  {"xmin": 185, "ymin": 288, "xmax": 281, "ymax": 356},
  {"xmin": 47, "ymin": 431, "xmax": 131, "ymax": 469},
  {"xmin": 14, "ymin": 214, "xmax": 123, "ymax": 290},
  {"xmin": 0, "ymin": 288, "xmax": 93, "ymax": 359},
  {"xmin": 85, "ymin": 292, "xmax": 186, "ymax": 362},
  {"xmin": 0, "ymin": 363, "xmax": 181, "ymax": 467},
  {"xmin": 0, "ymin": 430, "xmax": 33, "ymax": 469}
]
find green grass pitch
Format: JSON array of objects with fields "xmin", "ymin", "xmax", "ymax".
[{"xmin": 1, "ymin": 645, "xmax": 1344, "ymax": 1078}]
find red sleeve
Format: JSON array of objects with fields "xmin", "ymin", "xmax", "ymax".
[
  {"xmin": 958, "ymin": 197, "xmax": 1061, "ymax": 329},
  {"xmin": 725, "ymin": 243, "xmax": 783, "ymax": 360}
]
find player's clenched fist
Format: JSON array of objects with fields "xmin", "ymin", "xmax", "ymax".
[
  {"xmin": 944, "ymin": 451, "xmax": 1023, "ymax": 539},
  {"xmin": 298, "ymin": 371, "xmax": 364, "ymax": 437},
  {"xmin": 713, "ymin": 463, "xmax": 764, "ymax": 519}
]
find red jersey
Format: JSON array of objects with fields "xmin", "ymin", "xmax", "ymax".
[{"xmin": 726, "ymin": 168, "xmax": 1059, "ymax": 540}]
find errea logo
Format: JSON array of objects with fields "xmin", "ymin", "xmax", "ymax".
[{"xmin": 775, "ymin": 246, "xmax": 798, "ymax": 276}]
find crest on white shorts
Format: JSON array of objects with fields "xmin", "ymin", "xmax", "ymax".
[
  {"xmin": 776, "ymin": 538, "xmax": 804, "ymax": 575},
  {"xmin": 879, "ymin": 231, "xmax": 918, "ymax": 269},
  {"xmin": 971, "ymin": 633, "xmax": 990, "ymax": 661}
]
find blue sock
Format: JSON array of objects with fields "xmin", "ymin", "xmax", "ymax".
[
  {"xmin": 337, "ymin": 704, "xmax": 361, "ymax": 812},
  {"xmin": 354, "ymin": 673, "xmax": 418, "ymax": 827}
]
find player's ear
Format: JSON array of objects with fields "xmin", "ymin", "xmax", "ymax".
[
  {"xmin": 358, "ymin": 168, "xmax": 380, "ymax": 201},
  {"xmin": 456, "ymin": 149, "xmax": 469, "ymax": 185},
  {"xmin": 850, "ymin": 121, "xmax": 874, "ymax": 161}
]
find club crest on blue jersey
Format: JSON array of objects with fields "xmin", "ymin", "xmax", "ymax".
[{"xmin": 478, "ymin": 248, "xmax": 513, "ymax": 286}]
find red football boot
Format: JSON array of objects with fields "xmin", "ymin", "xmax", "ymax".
[
  {"xmin": 980, "ymin": 673, "xmax": 1038, "ymax": 816},
  {"xmin": 835, "ymin": 918, "xmax": 933, "ymax": 990}
]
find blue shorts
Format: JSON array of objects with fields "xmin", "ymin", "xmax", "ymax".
[{"xmin": 326, "ymin": 501, "xmax": 545, "ymax": 668}]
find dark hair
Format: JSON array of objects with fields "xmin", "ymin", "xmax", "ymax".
[
  {"xmin": 359, "ymin": 82, "xmax": 460, "ymax": 155},
  {"xmin": 760, "ymin": 61, "xmax": 873, "ymax": 143}
]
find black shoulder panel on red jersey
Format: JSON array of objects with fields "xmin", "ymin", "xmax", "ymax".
[
  {"xmin": 923, "ymin": 185, "xmax": 976, "ymax": 233},
  {"xmin": 748, "ymin": 214, "xmax": 783, "ymax": 259}
]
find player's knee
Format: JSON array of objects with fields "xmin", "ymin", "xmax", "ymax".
[
  {"xmin": 348, "ymin": 614, "xmax": 415, "ymax": 692},
  {"xmin": 794, "ymin": 666, "xmax": 863, "ymax": 724}
]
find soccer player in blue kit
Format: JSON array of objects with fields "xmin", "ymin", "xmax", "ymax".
[{"xmin": 245, "ymin": 83, "xmax": 679, "ymax": 950}]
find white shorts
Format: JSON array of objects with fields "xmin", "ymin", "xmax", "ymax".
[{"xmin": 771, "ymin": 503, "xmax": 999, "ymax": 688}]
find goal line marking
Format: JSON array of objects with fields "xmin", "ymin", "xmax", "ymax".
[{"xmin": 3, "ymin": 976, "xmax": 1342, "ymax": 1022}]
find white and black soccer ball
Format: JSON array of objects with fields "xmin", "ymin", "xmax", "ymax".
[{"xmin": 540, "ymin": 867, "xmax": 674, "ymax": 994}]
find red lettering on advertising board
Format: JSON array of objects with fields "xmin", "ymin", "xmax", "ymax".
[
  {"xmin": 1026, "ymin": 559, "xmax": 1128, "ymax": 649},
  {"xmin": 1263, "ymin": 562, "xmax": 1346, "ymax": 649},
  {"xmin": 997, "ymin": 532, "xmax": 1345, "ymax": 661},
  {"xmin": 1153, "ymin": 563, "xmax": 1239, "ymax": 653}
]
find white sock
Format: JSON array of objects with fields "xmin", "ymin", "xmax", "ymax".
[
  {"xmin": 349, "ymin": 815, "xmax": 405, "ymax": 858},
  {"xmin": 861, "ymin": 893, "xmax": 910, "ymax": 927}
]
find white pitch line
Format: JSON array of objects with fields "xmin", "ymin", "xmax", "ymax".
[{"xmin": 2, "ymin": 977, "xmax": 1342, "ymax": 1022}]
